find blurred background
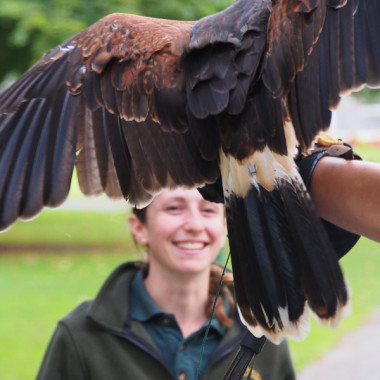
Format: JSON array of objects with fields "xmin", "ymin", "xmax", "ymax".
[{"xmin": 1, "ymin": 1, "xmax": 380, "ymax": 379}]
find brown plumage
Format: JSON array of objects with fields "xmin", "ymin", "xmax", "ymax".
[{"xmin": 0, "ymin": 0, "xmax": 379, "ymax": 343}]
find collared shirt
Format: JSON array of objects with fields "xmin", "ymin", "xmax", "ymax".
[{"xmin": 129, "ymin": 270, "xmax": 227, "ymax": 380}]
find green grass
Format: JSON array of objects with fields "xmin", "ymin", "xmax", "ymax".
[
  {"xmin": 0, "ymin": 143, "xmax": 379, "ymax": 379},
  {"xmin": 0, "ymin": 208, "xmax": 138, "ymax": 380},
  {"xmin": 0, "ymin": 250, "xmax": 138, "ymax": 380},
  {"xmin": 351, "ymin": 142, "xmax": 380, "ymax": 162}
]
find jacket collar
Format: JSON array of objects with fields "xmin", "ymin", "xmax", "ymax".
[
  {"xmin": 129, "ymin": 269, "xmax": 227, "ymax": 336},
  {"xmin": 86, "ymin": 261, "xmax": 142, "ymax": 333}
]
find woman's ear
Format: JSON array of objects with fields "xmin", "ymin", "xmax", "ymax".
[
  {"xmin": 129, "ymin": 213, "xmax": 148, "ymax": 245},
  {"xmin": 219, "ymin": 221, "xmax": 227, "ymax": 250}
]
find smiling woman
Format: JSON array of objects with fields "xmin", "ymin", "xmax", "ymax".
[
  {"xmin": 35, "ymin": 187, "xmax": 296, "ymax": 380},
  {"xmin": 130, "ymin": 188, "xmax": 227, "ymax": 279}
]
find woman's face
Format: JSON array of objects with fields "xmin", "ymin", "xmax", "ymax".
[{"xmin": 130, "ymin": 188, "xmax": 226, "ymax": 275}]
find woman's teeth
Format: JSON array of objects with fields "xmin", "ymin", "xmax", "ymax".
[{"xmin": 176, "ymin": 242, "xmax": 205, "ymax": 250}]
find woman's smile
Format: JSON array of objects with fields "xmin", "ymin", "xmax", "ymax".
[{"xmin": 173, "ymin": 240, "xmax": 208, "ymax": 251}]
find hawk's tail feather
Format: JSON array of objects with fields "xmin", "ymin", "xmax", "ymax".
[
  {"xmin": 225, "ymin": 167, "xmax": 349, "ymax": 344},
  {"xmin": 277, "ymin": 172, "xmax": 350, "ymax": 322}
]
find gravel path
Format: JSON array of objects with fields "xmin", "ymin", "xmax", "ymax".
[{"xmin": 298, "ymin": 307, "xmax": 380, "ymax": 379}]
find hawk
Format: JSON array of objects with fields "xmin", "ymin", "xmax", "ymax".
[{"xmin": 0, "ymin": 0, "xmax": 379, "ymax": 343}]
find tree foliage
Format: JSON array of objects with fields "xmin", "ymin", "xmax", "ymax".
[{"xmin": 0, "ymin": 0, "xmax": 232, "ymax": 83}]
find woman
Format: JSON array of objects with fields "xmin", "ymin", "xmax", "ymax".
[{"xmin": 36, "ymin": 187, "xmax": 295, "ymax": 379}]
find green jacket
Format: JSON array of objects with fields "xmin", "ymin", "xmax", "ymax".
[{"xmin": 36, "ymin": 262, "xmax": 295, "ymax": 380}]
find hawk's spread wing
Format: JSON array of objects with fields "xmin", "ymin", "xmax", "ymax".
[
  {"xmin": 0, "ymin": 0, "xmax": 379, "ymax": 343},
  {"xmin": 0, "ymin": 14, "xmax": 219, "ymax": 224}
]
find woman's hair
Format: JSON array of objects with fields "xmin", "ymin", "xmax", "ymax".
[
  {"xmin": 207, "ymin": 263, "xmax": 236, "ymax": 326},
  {"xmin": 132, "ymin": 206, "xmax": 148, "ymax": 223},
  {"xmin": 132, "ymin": 206, "xmax": 236, "ymax": 326}
]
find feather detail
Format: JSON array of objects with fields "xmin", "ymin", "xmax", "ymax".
[
  {"xmin": 272, "ymin": 121, "xmax": 299, "ymax": 172},
  {"xmin": 219, "ymin": 150, "xmax": 251, "ymax": 198},
  {"xmin": 310, "ymin": 277, "xmax": 352, "ymax": 329},
  {"xmin": 238, "ymin": 304, "xmax": 311, "ymax": 344},
  {"xmin": 250, "ymin": 147, "xmax": 276, "ymax": 192}
]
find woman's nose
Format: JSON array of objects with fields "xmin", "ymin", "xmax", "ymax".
[{"xmin": 183, "ymin": 210, "xmax": 204, "ymax": 232}]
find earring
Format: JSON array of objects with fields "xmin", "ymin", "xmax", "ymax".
[{"xmin": 140, "ymin": 238, "xmax": 147, "ymax": 245}]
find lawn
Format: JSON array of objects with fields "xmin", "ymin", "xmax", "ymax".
[
  {"xmin": 0, "ymin": 250, "xmax": 134, "ymax": 380},
  {"xmin": 0, "ymin": 143, "xmax": 379, "ymax": 379},
  {"xmin": 0, "ymin": 207, "xmax": 138, "ymax": 380}
]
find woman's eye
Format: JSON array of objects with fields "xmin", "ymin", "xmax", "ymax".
[{"xmin": 166, "ymin": 205, "xmax": 180, "ymax": 212}]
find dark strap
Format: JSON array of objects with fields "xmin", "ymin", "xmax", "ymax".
[{"xmin": 223, "ymin": 332, "xmax": 266, "ymax": 380}]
